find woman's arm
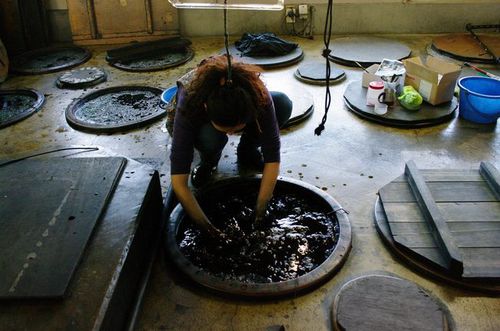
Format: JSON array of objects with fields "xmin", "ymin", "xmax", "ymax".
[
  {"xmin": 171, "ymin": 174, "xmax": 223, "ymax": 238},
  {"xmin": 255, "ymin": 162, "xmax": 280, "ymax": 220}
]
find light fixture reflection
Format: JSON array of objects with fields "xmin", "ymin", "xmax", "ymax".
[{"xmin": 168, "ymin": 0, "xmax": 284, "ymax": 10}]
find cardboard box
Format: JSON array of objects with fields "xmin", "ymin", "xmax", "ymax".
[
  {"xmin": 403, "ymin": 56, "xmax": 462, "ymax": 105},
  {"xmin": 362, "ymin": 64, "xmax": 384, "ymax": 88},
  {"xmin": 362, "ymin": 61, "xmax": 405, "ymax": 94}
]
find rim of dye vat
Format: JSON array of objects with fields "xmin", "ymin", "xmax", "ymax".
[
  {"xmin": 11, "ymin": 46, "xmax": 92, "ymax": 75},
  {"xmin": 165, "ymin": 176, "xmax": 352, "ymax": 297},
  {"xmin": 65, "ymin": 85, "xmax": 165, "ymax": 133},
  {"xmin": 0, "ymin": 89, "xmax": 45, "ymax": 129}
]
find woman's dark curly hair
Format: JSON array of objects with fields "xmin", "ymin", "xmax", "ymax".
[{"xmin": 181, "ymin": 55, "xmax": 269, "ymax": 127}]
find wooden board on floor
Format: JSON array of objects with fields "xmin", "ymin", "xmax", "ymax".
[
  {"xmin": 431, "ymin": 33, "xmax": 499, "ymax": 64},
  {"xmin": 333, "ymin": 274, "xmax": 451, "ymax": 331},
  {"xmin": 378, "ymin": 162, "xmax": 500, "ymax": 279},
  {"xmin": 0, "ymin": 157, "xmax": 126, "ymax": 299}
]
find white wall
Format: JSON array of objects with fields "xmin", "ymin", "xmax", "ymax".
[{"xmin": 179, "ymin": 1, "xmax": 500, "ymax": 36}]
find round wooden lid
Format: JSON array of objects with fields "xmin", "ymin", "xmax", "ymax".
[{"xmin": 333, "ymin": 274, "xmax": 453, "ymax": 331}]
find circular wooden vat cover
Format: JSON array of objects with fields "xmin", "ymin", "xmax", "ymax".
[
  {"xmin": 294, "ymin": 61, "xmax": 346, "ymax": 86},
  {"xmin": 431, "ymin": 34, "xmax": 500, "ymax": 64},
  {"xmin": 11, "ymin": 46, "xmax": 91, "ymax": 75},
  {"xmin": 265, "ymin": 82, "xmax": 315, "ymax": 129},
  {"xmin": 108, "ymin": 48, "xmax": 194, "ymax": 72},
  {"xmin": 165, "ymin": 176, "xmax": 352, "ymax": 297},
  {"xmin": 65, "ymin": 86, "xmax": 165, "ymax": 133},
  {"xmin": 343, "ymin": 81, "xmax": 457, "ymax": 128},
  {"xmin": 374, "ymin": 161, "xmax": 500, "ymax": 293},
  {"xmin": 0, "ymin": 89, "xmax": 45, "ymax": 129},
  {"xmin": 329, "ymin": 37, "xmax": 411, "ymax": 67},
  {"xmin": 226, "ymin": 44, "xmax": 304, "ymax": 68},
  {"xmin": 333, "ymin": 275, "xmax": 453, "ymax": 331}
]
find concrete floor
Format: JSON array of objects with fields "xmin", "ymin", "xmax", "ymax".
[{"xmin": 1, "ymin": 35, "xmax": 499, "ymax": 331}]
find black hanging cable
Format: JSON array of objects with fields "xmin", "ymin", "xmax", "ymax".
[
  {"xmin": 0, "ymin": 147, "xmax": 99, "ymax": 168},
  {"xmin": 223, "ymin": 0, "xmax": 233, "ymax": 85},
  {"xmin": 314, "ymin": 0, "xmax": 334, "ymax": 136}
]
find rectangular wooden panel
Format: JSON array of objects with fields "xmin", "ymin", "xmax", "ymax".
[
  {"xmin": 384, "ymin": 202, "xmax": 500, "ymax": 222},
  {"xmin": 379, "ymin": 181, "xmax": 497, "ymax": 203},
  {"xmin": 386, "ymin": 221, "xmax": 430, "ymax": 233},
  {"xmin": 94, "ymin": 0, "xmax": 148, "ymax": 35},
  {"xmin": 393, "ymin": 233, "xmax": 437, "ymax": 248},
  {"xmin": 67, "ymin": 0, "xmax": 179, "ymax": 44},
  {"xmin": 462, "ymin": 248, "xmax": 500, "ymax": 278},
  {"xmin": 387, "ymin": 170, "xmax": 482, "ymax": 182}
]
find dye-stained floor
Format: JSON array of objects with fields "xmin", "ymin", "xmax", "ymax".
[{"xmin": 1, "ymin": 35, "xmax": 499, "ymax": 331}]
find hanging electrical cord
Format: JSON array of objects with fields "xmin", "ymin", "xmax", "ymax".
[
  {"xmin": 0, "ymin": 147, "xmax": 99, "ymax": 168},
  {"xmin": 223, "ymin": 0, "xmax": 233, "ymax": 85},
  {"xmin": 314, "ymin": 0, "xmax": 333, "ymax": 136}
]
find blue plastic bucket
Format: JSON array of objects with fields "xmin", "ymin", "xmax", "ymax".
[
  {"xmin": 161, "ymin": 86, "xmax": 177, "ymax": 104},
  {"xmin": 457, "ymin": 76, "xmax": 500, "ymax": 124}
]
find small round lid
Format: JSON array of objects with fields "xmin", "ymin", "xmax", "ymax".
[{"xmin": 369, "ymin": 81, "xmax": 384, "ymax": 89}]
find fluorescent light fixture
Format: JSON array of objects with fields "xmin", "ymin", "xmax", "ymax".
[{"xmin": 168, "ymin": 0, "xmax": 284, "ymax": 10}]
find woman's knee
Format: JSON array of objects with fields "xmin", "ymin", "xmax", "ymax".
[
  {"xmin": 195, "ymin": 123, "xmax": 228, "ymax": 155},
  {"xmin": 271, "ymin": 91, "xmax": 293, "ymax": 127}
]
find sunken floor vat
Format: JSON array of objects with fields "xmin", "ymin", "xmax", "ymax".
[{"xmin": 165, "ymin": 176, "xmax": 352, "ymax": 297}]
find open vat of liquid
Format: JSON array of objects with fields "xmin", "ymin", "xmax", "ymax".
[{"xmin": 165, "ymin": 176, "xmax": 352, "ymax": 297}]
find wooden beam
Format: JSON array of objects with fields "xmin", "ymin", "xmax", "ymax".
[
  {"xmin": 144, "ymin": 0, "xmax": 153, "ymax": 34},
  {"xmin": 86, "ymin": 0, "xmax": 99, "ymax": 39},
  {"xmin": 405, "ymin": 160, "xmax": 463, "ymax": 275}
]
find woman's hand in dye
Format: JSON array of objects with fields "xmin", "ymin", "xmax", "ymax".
[
  {"xmin": 254, "ymin": 208, "xmax": 268, "ymax": 225},
  {"xmin": 206, "ymin": 223, "xmax": 225, "ymax": 239}
]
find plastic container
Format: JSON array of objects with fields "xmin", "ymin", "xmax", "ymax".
[
  {"xmin": 457, "ymin": 76, "xmax": 500, "ymax": 124},
  {"xmin": 366, "ymin": 81, "xmax": 385, "ymax": 106},
  {"xmin": 161, "ymin": 86, "xmax": 177, "ymax": 104}
]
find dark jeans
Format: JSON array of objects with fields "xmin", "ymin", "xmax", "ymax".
[{"xmin": 194, "ymin": 91, "xmax": 292, "ymax": 166}]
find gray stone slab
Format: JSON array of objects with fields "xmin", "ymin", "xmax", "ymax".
[
  {"xmin": 0, "ymin": 156, "xmax": 163, "ymax": 330},
  {"xmin": 0, "ymin": 157, "xmax": 126, "ymax": 299}
]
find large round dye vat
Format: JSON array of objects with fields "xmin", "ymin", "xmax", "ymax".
[{"xmin": 165, "ymin": 176, "xmax": 351, "ymax": 297}]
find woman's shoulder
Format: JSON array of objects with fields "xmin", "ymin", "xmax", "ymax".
[{"xmin": 177, "ymin": 69, "xmax": 196, "ymax": 88}]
